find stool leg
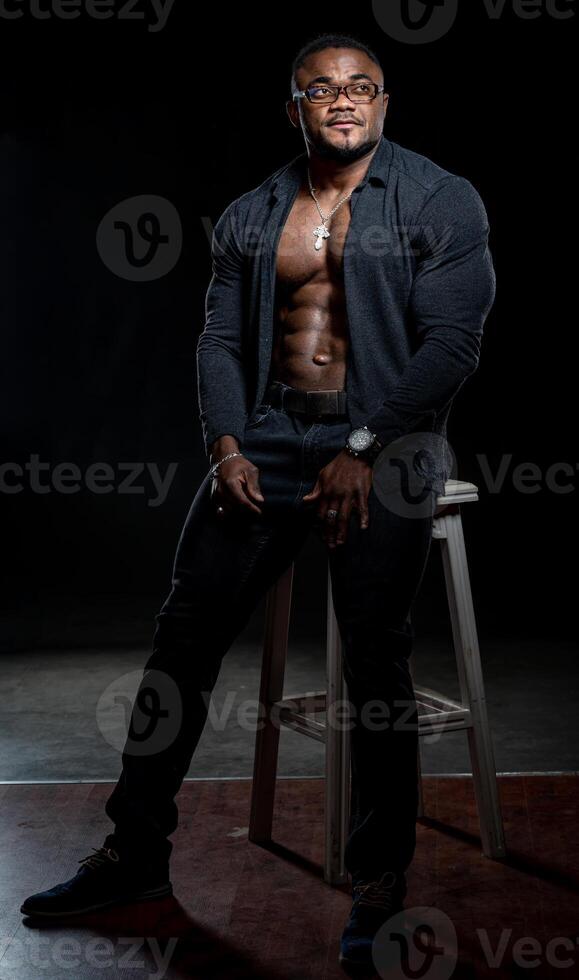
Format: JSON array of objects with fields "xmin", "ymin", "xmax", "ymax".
[
  {"xmin": 440, "ymin": 509, "xmax": 506, "ymax": 859},
  {"xmin": 249, "ymin": 563, "xmax": 294, "ymax": 845},
  {"xmin": 409, "ymin": 651, "xmax": 425, "ymax": 819},
  {"xmin": 416, "ymin": 740, "xmax": 425, "ymax": 820},
  {"xmin": 408, "ymin": 653, "xmax": 424, "ymax": 820},
  {"xmin": 325, "ymin": 564, "xmax": 350, "ymax": 886}
]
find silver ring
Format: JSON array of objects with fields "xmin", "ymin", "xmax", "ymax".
[
  {"xmin": 326, "ymin": 509, "xmax": 339, "ymax": 521},
  {"xmin": 216, "ymin": 506, "xmax": 225, "ymax": 515}
]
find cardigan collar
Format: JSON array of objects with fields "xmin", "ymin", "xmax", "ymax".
[{"xmin": 271, "ymin": 132, "xmax": 392, "ymax": 201}]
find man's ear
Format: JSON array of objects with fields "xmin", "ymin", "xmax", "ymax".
[{"xmin": 286, "ymin": 99, "xmax": 299, "ymax": 128}]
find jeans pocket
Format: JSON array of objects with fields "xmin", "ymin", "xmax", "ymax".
[{"xmin": 246, "ymin": 403, "xmax": 273, "ymax": 429}]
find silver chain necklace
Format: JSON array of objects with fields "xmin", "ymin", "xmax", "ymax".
[{"xmin": 307, "ymin": 168, "xmax": 356, "ymax": 251}]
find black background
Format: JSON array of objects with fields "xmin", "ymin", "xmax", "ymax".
[{"xmin": 1, "ymin": 1, "xmax": 576, "ymax": 650}]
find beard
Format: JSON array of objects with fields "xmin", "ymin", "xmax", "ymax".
[{"xmin": 312, "ymin": 130, "xmax": 381, "ymax": 164}]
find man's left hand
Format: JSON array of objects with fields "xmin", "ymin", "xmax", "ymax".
[{"xmin": 302, "ymin": 449, "xmax": 372, "ymax": 548}]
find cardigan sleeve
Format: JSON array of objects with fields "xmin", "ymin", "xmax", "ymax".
[
  {"xmin": 196, "ymin": 198, "xmax": 249, "ymax": 457},
  {"xmin": 362, "ymin": 175, "xmax": 496, "ymax": 448}
]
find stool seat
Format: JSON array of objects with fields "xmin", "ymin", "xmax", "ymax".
[
  {"xmin": 436, "ymin": 477, "xmax": 478, "ymax": 502},
  {"xmin": 249, "ymin": 478, "xmax": 506, "ymax": 884}
]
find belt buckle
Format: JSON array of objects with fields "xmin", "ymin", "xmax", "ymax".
[{"xmin": 306, "ymin": 390, "xmax": 335, "ymax": 416}]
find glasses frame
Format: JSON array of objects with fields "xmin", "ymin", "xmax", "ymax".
[{"xmin": 293, "ymin": 82, "xmax": 385, "ymax": 105}]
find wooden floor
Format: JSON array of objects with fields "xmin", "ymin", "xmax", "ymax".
[{"xmin": 1, "ymin": 775, "xmax": 578, "ymax": 979}]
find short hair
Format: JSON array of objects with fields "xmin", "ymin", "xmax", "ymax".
[{"xmin": 290, "ymin": 32, "xmax": 383, "ymax": 95}]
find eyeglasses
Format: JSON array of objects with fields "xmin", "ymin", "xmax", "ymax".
[{"xmin": 294, "ymin": 82, "xmax": 385, "ymax": 105}]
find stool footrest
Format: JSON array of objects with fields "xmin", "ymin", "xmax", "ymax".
[
  {"xmin": 275, "ymin": 692, "xmax": 327, "ymax": 713},
  {"xmin": 415, "ymin": 685, "xmax": 466, "ymax": 713},
  {"xmin": 418, "ymin": 708, "xmax": 472, "ymax": 733},
  {"xmin": 274, "ymin": 703, "xmax": 326, "ymax": 742},
  {"xmin": 416, "ymin": 684, "xmax": 473, "ymax": 734}
]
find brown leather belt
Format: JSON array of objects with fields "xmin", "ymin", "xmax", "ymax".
[{"xmin": 265, "ymin": 380, "xmax": 348, "ymax": 418}]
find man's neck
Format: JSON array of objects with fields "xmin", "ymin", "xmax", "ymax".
[{"xmin": 304, "ymin": 140, "xmax": 381, "ymax": 195}]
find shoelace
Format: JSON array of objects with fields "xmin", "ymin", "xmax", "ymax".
[
  {"xmin": 352, "ymin": 870, "xmax": 399, "ymax": 910},
  {"xmin": 78, "ymin": 846, "xmax": 120, "ymax": 871}
]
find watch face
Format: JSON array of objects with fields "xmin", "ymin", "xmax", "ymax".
[{"xmin": 348, "ymin": 427, "xmax": 374, "ymax": 452}]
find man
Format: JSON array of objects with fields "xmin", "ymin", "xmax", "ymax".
[{"xmin": 21, "ymin": 30, "xmax": 495, "ymax": 977}]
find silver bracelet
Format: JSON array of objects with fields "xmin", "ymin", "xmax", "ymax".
[{"xmin": 209, "ymin": 451, "xmax": 243, "ymax": 479}]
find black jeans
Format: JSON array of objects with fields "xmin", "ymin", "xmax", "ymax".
[{"xmin": 105, "ymin": 385, "xmax": 436, "ymax": 881}]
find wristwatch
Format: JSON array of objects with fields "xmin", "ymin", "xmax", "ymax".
[{"xmin": 344, "ymin": 426, "xmax": 384, "ymax": 464}]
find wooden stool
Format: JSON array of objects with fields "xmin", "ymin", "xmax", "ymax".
[{"xmin": 248, "ymin": 479, "xmax": 506, "ymax": 885}]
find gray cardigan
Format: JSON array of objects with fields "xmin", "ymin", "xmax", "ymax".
[{"xmin": 197, "ymin": 133, "xmax": 496, "ymax": 492}]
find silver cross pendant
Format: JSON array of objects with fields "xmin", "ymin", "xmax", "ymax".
[{"xmin": 313, "ymin": 224, "xmax": 330, "ymax": 251}]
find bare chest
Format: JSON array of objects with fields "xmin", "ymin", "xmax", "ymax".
[{"xmin": 275, "ymin": 190, "xmax": 352, "ymax": 289}]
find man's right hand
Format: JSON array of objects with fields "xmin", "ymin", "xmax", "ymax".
[{"xmin": 210, "ymin": 454, "xmax": 265, "ymax": 517}]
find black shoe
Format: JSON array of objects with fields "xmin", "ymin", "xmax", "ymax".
[
  {"xmin": 20, "ymin": 835, "xmax": 173, "ymax": 918},
  {"xmin": 339, "ymin": 870, "xmax": 407, "ymax": 977}
]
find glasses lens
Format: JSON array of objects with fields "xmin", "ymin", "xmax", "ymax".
[
  {"xmin": 307, "ymin": 86, "xmax": 338, "ymax": 104},
  {"xmin": 345, "ymin": 83, "xmax": 376, "ymax": 103}
]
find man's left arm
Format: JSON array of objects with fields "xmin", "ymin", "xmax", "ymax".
[{"xmin": 363, "ymin": 175, "xmax": 496, "ymax": 446}]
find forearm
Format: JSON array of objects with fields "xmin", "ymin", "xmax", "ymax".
[
  {"xmin": 197, "ymin": 340, "xmax": 248, "ymax": 457},
  {"xmin": 364, "ymin": 325, "xmax": 480, "ymax": 445}
]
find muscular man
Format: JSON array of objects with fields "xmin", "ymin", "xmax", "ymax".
[{"xmin": 21, "ymin": 31, "xmax": 495, "ymax": 976}]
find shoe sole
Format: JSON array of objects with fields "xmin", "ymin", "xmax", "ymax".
[{"xmin": 20, "ymin": 881, "xmax": 173, "ymax": 918}]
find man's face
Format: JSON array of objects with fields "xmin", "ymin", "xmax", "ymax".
[{"xmin": 287, "ymin": 47, "xmax": 389, "ymax": 163}]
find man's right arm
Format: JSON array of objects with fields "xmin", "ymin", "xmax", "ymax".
[{"xmin": 197, "ymin": 198, "xmax": 248, "ymax": 460}]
